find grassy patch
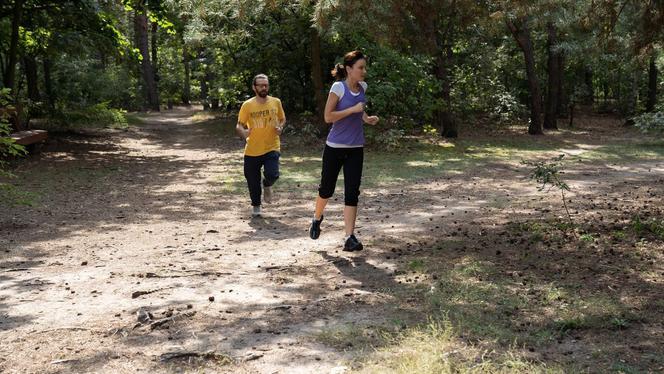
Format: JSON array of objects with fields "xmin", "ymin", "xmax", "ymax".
[
  {"xmin": 314, "ymin": 324, "xmax": 393, "ymax": 352},
  {"xmin": 407, "ymin": 259, "xmax": 427, "ymax": 272},
  {"xmin": 579, "ymin": 141, "xmax": 664, "ymax": 162},
  {"xmin": 630, "ymin": 215, "xmax": 664, "ymax": 240},
  {"xmin": 355, "ymin": 318, "xmax": 570, "ymax": 374}
]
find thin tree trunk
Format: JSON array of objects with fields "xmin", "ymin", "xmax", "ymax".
[
  {"xmin": 309, "ymin": 27, "xmax": 326, "ymax": 136},
  {"xmin": 434, "ymin": 47, "xmax": 457, "ymax": 138},
  {"xmin": 556, "ymin": 53, "xmax": 566, "ymax": 117},
  {"xmin": 4, "ymin": 0, "xmax": 23, "ymax": 95},
  {"xmin": 1, "ymin": 52, "xmax": 6, "ymax": 81},
  {"xmin": 628, "ymin": 70, "xmax": 638, "ymax": 115},
  {"xmin": 584, "ymin": 67, "xmax": 594, "ymax": 104},
  {"xmin": 43, "ymin": 57, "xmax": 54, "ymax": 110},
  {"xmin": 23, "ymin": 55, "xmax": 40, "ymax": 102},
  {"xmin": 182, "ymin": 45, "xmax": 191, "ymax": 106},
  {"xmin": 646, "ymin": 53, "xmax": 658, "ymax": 112},
  {"xmin": 506, "ymin": 18, "xmax": 543, "ymax": 135},
  {"xmin": 134, "ymin": 6, "xmax": 159, "ymax": 111},
  {"xmin": 544, "ymin": 22, "xmax": 559, "ymax": 130},
  {"xmin": 151, "ymin": 21, "xmax": 160, "ymax": 107},
  {"xmin": 200, "ymin": 74, "xmax": 209, "ymax": 110},
  {"xmin": 151, "ymin": 22, "xmax": 158, "ymax": 74}
]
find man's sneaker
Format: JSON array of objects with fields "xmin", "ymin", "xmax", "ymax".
[
  {"xmin": 252, "ymin": 205, "xmax": 262, "ymax": 217},
  {"xmin": 264, "ymin": 186, "xmax": 273, "ymax": 204},
  {"xmin": 309, "ymin": 216, "xmax": 323, "ymax": 240},
  {"xmin": 343, "ymin": 234, "xmax": 363, "ymax": 252}
]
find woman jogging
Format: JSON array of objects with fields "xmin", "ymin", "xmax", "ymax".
[{"xmin": 308, "ymin": 50, "xmax": 379, "ymax": 251}]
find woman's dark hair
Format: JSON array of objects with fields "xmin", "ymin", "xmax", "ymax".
[{"xmin": 331, "ymin": 50, "xmax": 366, "ymax": 80}]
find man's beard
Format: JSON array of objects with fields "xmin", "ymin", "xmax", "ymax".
[{"xmin": 258, "ymin": 90, "xmax": 268, "ymax": 98}]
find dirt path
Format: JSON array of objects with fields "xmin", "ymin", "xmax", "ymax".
[{"xmin": 1, "ymin": 109, "xmax": 663, "ymax": 373}]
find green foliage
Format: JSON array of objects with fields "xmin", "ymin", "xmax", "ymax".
[
  {"xmin": 365, "ymin": 122, "xmax": 405, "ymax": 151},
  {"xmin": 523, "ymin": 155, "xmax": 576, "ymax": 233},
  {"xmin": 1, "ymin": 89, "xmax": 29, "ymax": 206},
  {"xmin": 632, "ymin": 112, "xmax": 664, "ymax": 134},
  {"xmin": 50, "ymin": 56, "xmax": 138, "ymax": 110},
  {"xmin": 630, "ymin": 215, "xmax": 664, "ymax": 240},
  {"xmin": 47, "ymin": 102, "xmax": 129, "ymax": 130},
  {"xmin": 361, "ymin": 44, "xmax": 439, "ymax": 126},
  {"xmin": 0, "ymin": 89, "xmax": 27, "ymax": 171},
  {"xmin": 522, "ymin": 154, "xmax": 569, "ymax": 192}
]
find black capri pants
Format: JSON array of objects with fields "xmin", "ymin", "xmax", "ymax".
[{"xmin": 318, "ymin": 145, "xmax": 364, "ymax": 206}]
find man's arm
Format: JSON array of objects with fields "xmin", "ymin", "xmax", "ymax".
[
  {"xmin": 275, "ymin": 117, "xmax": 286, "ymax": 135},
  {"xmin": 236, "ymin": 122, "xmax": 250, "ymax": 139}
]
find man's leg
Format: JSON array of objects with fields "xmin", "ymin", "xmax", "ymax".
[
  {"xmin": 244, "ymin": 155, "xmax": 263, "ymax": 208},
  {"xmin": 262, "ymin": 151, "xmax": 280, "ymax": 203}
]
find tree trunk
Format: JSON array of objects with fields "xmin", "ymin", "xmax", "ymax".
[
  {"xmin": 4, "ymin": 0, "xmax": 23, "ymax": 95},
  {"xmin": 506, "ymin": 18, "xmax": 543, "ymax": 135},
  {"xmin": 200, "ymin": 75, "xmax": 209, "ymax": 110},
  {"xmin": 646, "ymin": 53, "xmax": 658, "ymax": 112},
  {"xmin": 309, "ymin": 27, "xmax": 327, "ymax": 136},
  {"xmin": 151, "ymin": 22, "xmax": 158, "ymax": 74},
  {"xmin": 182, "ymin": 45, "xmax": 191, "ymax": 106},
  {"xmin": 544, "ymin": 22, "xmax": 559, "ymax": 130},
  {"xmin": 623, "ymin": 69, "xmax": 639, "ymax": 116},
  {"xmin": 556, "ymin": 53, "xmax": 567, "ymax": 117},
  {"xmin": 584, "ymin": 67, "xmax": 594, "ymax": 104},
  {"xmin": 23, "ymin": 55, "xmax": 40, "ymax": 102},
  {"xmin": 134, "ymin": 6, "xmax": 159, "ymax": 111},
  {"xmin": 434, "ymin": 46, "xmax": 457, "ymax": 138},
  {"xmin": 43, "ymin": 57, "xmax": 54, "ymax": 110}
]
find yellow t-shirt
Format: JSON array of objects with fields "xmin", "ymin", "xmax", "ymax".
[{"xmin": 238, "ymin": 96, "xmax": 286, "ymax": 156}]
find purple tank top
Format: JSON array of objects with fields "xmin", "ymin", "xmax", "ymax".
[{"xmin": 327, "ymin": 81, "xmax": 366, "ymax": 146}]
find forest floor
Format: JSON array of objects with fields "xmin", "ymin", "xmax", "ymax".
[{"xmin": 1, "ymin": 107, "xmax": 663, "ymax": 374}]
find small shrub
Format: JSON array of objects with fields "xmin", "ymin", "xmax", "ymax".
[
  {"xmin": 632, "ymin": 112, "xmax": 664, "ymax": 134},
  {"xmin": 47, "ymin": 102, "xmax": 129, "ymax": 130}
]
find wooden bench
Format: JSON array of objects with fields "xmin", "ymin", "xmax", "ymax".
[{"xmin": 10, "ymin": 130, "xmax": 48, "ymax": 151}]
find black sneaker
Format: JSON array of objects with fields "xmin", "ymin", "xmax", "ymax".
[
  {"xmin": 343, "ymin": 234, "xmax": 363, "ymax": 252},
  {"xmin": 309, "ymin": 216, "xmax": 323, "ymax": 240}
]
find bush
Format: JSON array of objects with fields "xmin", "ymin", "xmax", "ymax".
[
  {"xmin": 1, "ymin": 89, "xmax": 29, "ymax": 206},
  {"xmin": 46, "ymin": 102, "xmax": 129, "ymax": 130},
  {"xmin": 632, "ymin": 112, "xmax": 664, "ymax": 134},
  {"xmin": 362, "ymin": 44, "xmax": 438, "ymax": 127}
]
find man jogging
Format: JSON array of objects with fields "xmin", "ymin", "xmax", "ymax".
[{"xmin": 236, "ymin": 74, "xmax": 286, "ymax": 217}]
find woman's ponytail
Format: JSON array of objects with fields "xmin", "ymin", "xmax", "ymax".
[
  {"xmin": 331, "ymin": 63, "xmax": 346, "ymax": 80},
  {"xmin": 331, "ymin": 50, "xmax": 365, "ymax": 81}
]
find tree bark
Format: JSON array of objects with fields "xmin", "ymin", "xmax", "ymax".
[
  {"xmin": 646, "ymin": 53, "xmax": 658, "ymax": 112},
  {"xmin": 309, "ymin": 27, "xmax": 326, "ymax": 136},
  {"xmin": 584, "ymin": 67, "xmax": 594, "ymax": 104},
  {"xmin": 506, "ymin": 18, "xmax": 543, "ymax": 135},
  {"xmin": 556, "ymin": 53, "xmax": 567, "ymax": 117},
  {"xmin": 43, "ymin": 57, "xmax": 54, "ymax": 109},
  {"xmin": 200, "ymin": 74, "xmax": 209, "ymax": 110},
  {"xmin": 4, "ymin": 0, "xmax": 23, "ymax": 95},
  {"xmin": 182, "ymin": 45, "xmax": 191, "ymax": 106},
  {"xmin": 134, "ymin": 6, "xmax": 160, "ymax": 111},
  {"xmin": 434, "ymin": 45, "xmax": 457, "ymax": 138},
  {"xmin": 23, "ymin": 55, "xmax": 40, "ymax": 102},
  {"xmin": 544, "ymin": 22, "xmax": 559, "ymax": 130},
  {"xmin": 628, "ymin": 70, "xmax": 638, "ymax": 115},
  {"xmin": 151, "ymin": 21, "xmax": 158, "ymax": 75}
]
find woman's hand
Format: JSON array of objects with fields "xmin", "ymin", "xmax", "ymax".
[
  {"xmin": 351, "ymin": 102, "xmax": 365, "ymax": 113},
  {"xmin": 365, "ymin": 115, "xmax": 379, "ymax": 125}
]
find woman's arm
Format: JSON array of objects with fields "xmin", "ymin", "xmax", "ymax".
[
  {"xmin": 362, "ymin": 112, "xmax": 380, "ymax": 126},
  {"xmin": 324, "ymin": 92, "xmax": 364, "ymax": 123}
]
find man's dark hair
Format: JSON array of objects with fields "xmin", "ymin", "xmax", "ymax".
[{"xmin": 253, "ymin": 74, "xmax": 269, "ymax": 87}]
